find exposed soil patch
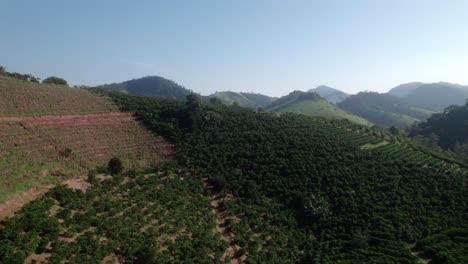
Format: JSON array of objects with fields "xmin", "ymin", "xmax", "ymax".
[
  {"xmin": 0, "ymin": 184, "xmax": 54, "ymax": 221},
  {"xmin": 203, "ymin": 178, "xmax": 245, "ymax": 264},
  {"xmin": 0, "ymin": 111, "xmax": 174, "ymax": 219},
  {"xmin": 24, "ymin": 253, "xmax": 51, "ymax": 264},
  {"xmin": 101, "ymin": 253, "xmax": 121, "ymax": 264},
  {"xmin": 0, "ymin": 112, "xmax": 134, "ymax": 125},
  {"xmin": 63, "ymin": 177, "xmax": 91, "ymax": 192}
]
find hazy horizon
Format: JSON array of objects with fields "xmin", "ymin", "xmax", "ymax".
[{"xmin": 2, "ymin": 0, "xmax": 468, "ymax": 97}]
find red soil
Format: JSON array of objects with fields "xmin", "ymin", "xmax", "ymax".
[
  {"xmin": 0, "ymin": 185, "xmax": 55, "ymax": 220},
  {"xmin": 0, "ymin": 112, "xmax": 136, "ymax": 127},
  {"xmin": 0, "ymin": 111, "xmax": 174, "ymax": 220}
]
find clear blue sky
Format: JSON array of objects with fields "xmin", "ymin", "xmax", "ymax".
[{"xmin": 1, "ymin": 0, "xmax": 468, "ymax": 96}]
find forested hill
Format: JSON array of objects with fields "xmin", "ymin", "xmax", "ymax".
[
  {"xmin": 208, "ymin": 91, "xmax": 277, "ymax": 108},
  {"xmin": 96, "ymin": 76, "xmax": 193, "ymax": 100},
  {"xmin": 338, "ymin": 92, "xmax": 434, "ymax": 128},
  {"xmin": 97, "ymin": 91, "xmax": 467, "ymax": 263},
  {"xmin": 308, "ymin": 85, "xmax": 349, "ymax": 104},
  {"xmin": 265, "ymin": 90, "xmax": 371, "ymax": 126},
  {"xmin": 410, "ymin": 100, "xmax": 468, "ymax": 152}
]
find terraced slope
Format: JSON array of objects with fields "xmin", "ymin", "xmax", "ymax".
[
  {"xmin": 0, "ymin": 77, "xmax": 118, "ymax": 116},
  {"xmin": 0, "ymin": 77, "xmax": 173, "ymax": 210}
]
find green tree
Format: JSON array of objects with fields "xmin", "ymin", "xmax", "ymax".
[
  {"xmin": 0, "ymin": 66, "xmax": 5, "ymax": 75},
  {"xmin": 186, "ymin": 94, "xmax": 202, "ymax": 111},
  {"xmin": 42, "ymin": 76, "xmax": 68, "ymax": 85},
  {"xmin": 108, "ymin": 157, "xmax": 123, "ymax": 175}
]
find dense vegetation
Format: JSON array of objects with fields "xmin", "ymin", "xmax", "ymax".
[
  {"xmin": 1, "ymin": 86, "xmax": 466, "ymax": 263},
  {"xmin": 410, "ymin": 100, "xmax": 468, "ymax": 160},
  {"xmin": 42, "ymin": 76, "xmax": 68, "ymax": 86},
  {"xmin": 338, "ymin": 92, "xmax": 434, "ymax": 128},
  {"xmin": 266, "ymin": 91, "xmax": 370, "ymax": 126},
  {"xmin": 413, "ymin": 228, "xmax": 468, "ymax": 264},
  {"xmin": 97, "ymin": 91, "xmax": 467, "ymax": 263},
  {"xmin": 96, "ymin": 76, "xmax": 194, "ymax": 100},
  {"xmin": 0, "ymin": 164, "xmax": 226, "ymax": 263}
]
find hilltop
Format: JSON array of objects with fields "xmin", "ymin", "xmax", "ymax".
[
  {"xmin": 266, "ymin": 90, "xmax": 371, "ymax": 126},
  {"xmin": 208, "ymin": 91, "xmax": 277, "ymax": 108},
  {"xmin": 96, "ymin": 76, "xmax": 193, "ymax": 100},
  {"xmin": 308, "ymin": 85, "xmax": 349, "ymax": 104},
  {"xmin": 338, "ymin": 92, "xmax": 434, "ymax": 128},
  {"xmin": 0, "ymin": 76, "xmax": 172, "ymax": 213}
]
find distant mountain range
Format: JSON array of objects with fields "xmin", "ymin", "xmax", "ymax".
[
  {"xmin": 265, "ymin": 91, "xmax": 371, "ymax": 126},
  {"xmin": 95, "ymin": 76, "xmax": 468, "ymax": 128},
  {"xmin": 308, "ymin": 85, "xmax": 349, "ymax": 104},
  {"xmin": 338, "ymin": 92, "xmax": 435, "ymax": 128},
  {"xmin": 410, "ymin": 101, "xmax": 468, "ymax": 150},
  {"xmin": 388, "ymin": 82, "xmax": 468, "ymax": 111}
]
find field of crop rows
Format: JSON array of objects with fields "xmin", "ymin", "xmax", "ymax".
[
  {"xmin": 0, "ymin": 77, "xmax": 118, "ymax": 117},
  {"xmin": 0, "ymin": 166, "xmax": 227, "ymax": 263},
  {"xmin": 312, "ymin": 118, "xmax": 467, "ymax": 175},
  {"xmin": 0, "ymin": 112, "xmax": 174, "ymax": 203}
]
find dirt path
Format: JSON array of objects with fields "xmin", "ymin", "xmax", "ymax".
[{"xmin": 203, "ymin": 178, "xmax": 244, "ymax": 264}]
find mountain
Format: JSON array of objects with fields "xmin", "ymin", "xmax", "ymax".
[
  {"xmin": 240, "ymin": 92, "xmax": 277, "ymax": 107},
  {"xmin": 208, "ymin": 91, "xmax": 277, "ymax": 108},
  {"xmin": 266, "ymin": 91, "xmax": 371, "ymax": 126},
  {"xmin": 338, "ymin": 91, "xmax": 435, "ymax": 128},
  {"xmin": 308, "ymin": 85, "xmax": 349, "ymax": 104},
  {"xmin": 387, "ymin": 82, "xmax": 424, "ymax": 97},
  {"xmin": 403, "ymin": 82, "xmax": 468, "ymax": 111},
  {"xmin": 388, "ymin": 82, "xmax": 468, "ymax": 110},
  {"xmin": 96, "ymin": 76, "xmax": 193, "ymax": 100},
  {"xmin": 410, "ymin": 101, "xmax": 468, "ymax": 150}
]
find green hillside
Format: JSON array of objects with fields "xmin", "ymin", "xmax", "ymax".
[
  {"xmin": 96, "ymin": 76, "xmax": 193, "ymax": 100},
  {"xmin": 90, "ymin": 92, "xmax": 468, "ymax": 262},
  {"xmin": 410, "ymin": 101, "xmax": 468, "ymax": 161},
  {"xmin": 209, "ymin": 91, "xmax": 256, "ymax": 108},
  {"xmin": 209, "ymin": 91, "xmax": 277, "ymax": 108},
  {"xmin": 0, "ymin": 77, "xmax": 172, "ymax": 205},
  {"xmin": 1, "ymin": 88, "xmax": 467, "ymax": 263},
  {"xmin": 266, "ymin": 91, "xmax": 371, "ymax": 126},
  {"xmin": 338, "ymin": 92, "xmax": 434, "ymax": 128}
]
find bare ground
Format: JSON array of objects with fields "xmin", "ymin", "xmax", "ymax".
[
  {"xmin": 0, "ymin": 184, "xmax": 55, "ymax": 221},
  {"xmin": 203, "ymin": 178, "xmax": 245, "ymax": 264}
]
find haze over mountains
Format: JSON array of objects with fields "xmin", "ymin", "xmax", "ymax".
[{"xmin": 95, "ymin": 76, "xmax": 468, "ymax": 128}]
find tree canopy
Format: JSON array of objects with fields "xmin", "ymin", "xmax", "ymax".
[{"xmin": 42, "ymin": 76, "xmax": 68, "ymax": 85}]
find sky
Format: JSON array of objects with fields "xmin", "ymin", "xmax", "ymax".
[{"xmin": 1, "ymin": 0, "xmax": 468, "ymax": 97}]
